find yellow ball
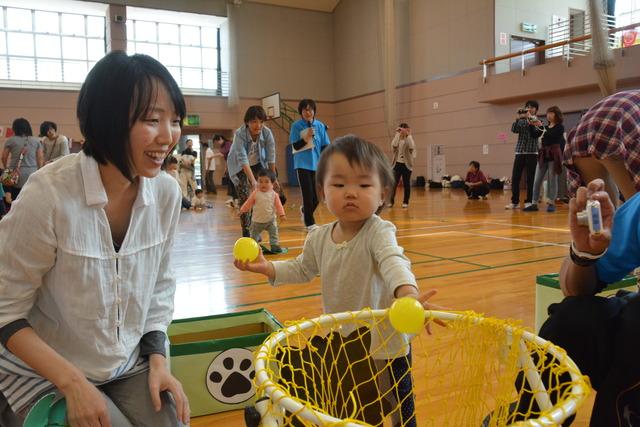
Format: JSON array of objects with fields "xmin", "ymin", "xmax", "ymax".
[
  {"xmin": 233, "ymin": 237, "xmax": 260, "ymax": 262},
  {"xmin": 388, "ymin": 297, "xmax": 425, "ymax": 334}
]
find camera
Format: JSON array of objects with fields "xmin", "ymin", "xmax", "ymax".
[
  {"xmin": 576, "ymin": 200, "xmax": 603, "ymax": 235},
  {"xmin": 517, "ymin": 108, "xmax": 528, "ymax": 115}
]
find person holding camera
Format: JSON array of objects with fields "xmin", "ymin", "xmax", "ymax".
[
  {"xmin": 389, "ymin": 123, "xmax": 415, "ymax": 208},
  {"xmin": 506, "ymin": 100, "xmax": 540, "ymax": 210},
  {"xmin": 524, "ymin": 106, "xmax": 565, "ymax": 212}
]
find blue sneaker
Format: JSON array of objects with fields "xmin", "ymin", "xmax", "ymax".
[{"xmin": 546, "ymin": 204, "xmax": 556, "ymax": 212}]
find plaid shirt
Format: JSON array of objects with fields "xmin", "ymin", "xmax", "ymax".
[
  {"xmin": 511, "ymin": 119, "xmax": 538, "ymax": 154},
  {"xmin": 565, "ymin": 90, "xmax": 640, "ymax": 196}
]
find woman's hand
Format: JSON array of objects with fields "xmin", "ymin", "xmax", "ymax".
[
  {"xmin": 570, "ymin": 179, "xmax": 614, "ymax": 255},
  {"xmin": 302, "ymin": 127, "xmax": 315, "ymax": 144},
  {"xmin": 148, "ymin": 354, "xmax": 190, "ymax": 425},
  {"xmin": 61, "ymin": 375, "xmax": 111, "ymax": 427}
]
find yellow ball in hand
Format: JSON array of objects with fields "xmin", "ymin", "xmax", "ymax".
[
  {"xmin": 389, "ymin": 297, "xmax": 425, "ymax": 334},
  {"xmin": 233, "ymin": 237, "xmax": 260, "ymax": 262}
]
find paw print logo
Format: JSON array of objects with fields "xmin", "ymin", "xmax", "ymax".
[{"xmin": 206, "ymin": 348, "xmax": 256, "ymax": 404}]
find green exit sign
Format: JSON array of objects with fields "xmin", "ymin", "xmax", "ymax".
[
  {"xmin": 184, "ymin": 114, "xmax": 200, "ymax": 126},
  {"xmin": 521, "ymin": 22, "xmax": 537, "ymax": 33}
]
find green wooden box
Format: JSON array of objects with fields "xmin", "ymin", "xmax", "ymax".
[
  {"xmin": 168, "ymin": 309, "xmax": 282, "ymax": 417},
  {"xmin": 535, "ymin": 273, "xmax": 638, "ymax": 332}
]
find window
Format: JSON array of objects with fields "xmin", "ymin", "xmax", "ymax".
[
  {"xmin": 0, "ymin": 0, "xmax": 107, "ymax": 87},
  {"xmin": 126, "ymin": 6, "xmax": 227, "ymax": 96}
]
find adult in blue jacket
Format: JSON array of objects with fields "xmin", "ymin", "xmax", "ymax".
[
  {"xmin": 289, "ymin": 99, "xmax": 331, "ymax": 231},
  {"xmin": 227, "ymin": 106, "xmax": 278, "ymax": 237}
]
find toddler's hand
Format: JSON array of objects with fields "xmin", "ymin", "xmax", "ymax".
[
  {"xmin": 416, "ymin": 289, "xmax": 448, "ymax": 335},
  {"xmin": 233, "ymin": 248, "xmax": 272, "ymax": 278},
  {"xmin": 279, "ymin": 215, "xmax": 287, "ymax": 222}
]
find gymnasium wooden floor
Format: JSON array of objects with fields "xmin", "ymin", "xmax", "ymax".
[{"xmin": 172, "ymin": 186, "xmax": 595, "ymax": 426}]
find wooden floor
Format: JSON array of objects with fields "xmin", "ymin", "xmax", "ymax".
[{"xmin": 172, "ymin": 186, "xmax": 594, "ymax": 426}]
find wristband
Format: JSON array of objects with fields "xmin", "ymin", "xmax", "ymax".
[{"xmin": 569, "ymin": 241, "xmax": 606, "ymax": 267}]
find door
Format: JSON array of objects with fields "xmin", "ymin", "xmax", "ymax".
[
  {"xmin": 569, "ymin": 9, "xmax": 587, "ymax": 53},
  {"xmin": 510, "ymin": 36, "xmax": 545, "ymax": 72}
]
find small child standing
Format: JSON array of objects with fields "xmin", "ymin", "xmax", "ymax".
[
  {"xmin": 464, "ymin": 160, "xmax": 490, "ymax": 199},
  {"xmin": 191, "ymin": 188, "xmax": 208, "ymax": 210},
  {"xmin": 235, "ymin": 135, "xmax": 440, "ymax": 427},
  {"xmin": 239, "ymin": 169, "xmax": 286, "ymax": 253}
]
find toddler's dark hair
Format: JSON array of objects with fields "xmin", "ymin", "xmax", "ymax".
[
  {"xmin": 316, "ymin": 135, "xmax": 394, "ymax": 213},
  {"xmin": 257, "ymin": 168, "xmax": 277, "ymax": 183},
  {"xmin": 195, "ymin": 188, "xmax": 203, "ymax": 195}
]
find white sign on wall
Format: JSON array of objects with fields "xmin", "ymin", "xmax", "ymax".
[
  {"xmin": 432, "ymin": 155, "xmax": 446, "ymax": 181},
  {"xmin": 428, "ymin": 145, "xmax": 446, "ymax": 182}
]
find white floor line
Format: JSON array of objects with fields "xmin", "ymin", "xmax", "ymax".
[
  {"xmin": 277, "ymin": 222, "xmax": 478, "ymax": 244},
  {"xmin": 450, "ymin": 230, "xmax": 570, "ymax": 248},
  {"xmin": 394, "ymin": 221, "xmax": 487, "ymax": 232},
  {"xmin": 219, "ymin": 222, "xmax": 568, "ymax": 251},
  {"xmin": 482, "ymin": 221, "xmax": 570, "ymax": 233}
]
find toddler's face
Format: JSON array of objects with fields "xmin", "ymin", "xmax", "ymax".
[
  {"xmin": 258, "ymin": 176, "xmax": 273, "ymax": 192},
  {"xmin": 168, "ymin": 163, "xmax": 178, "ymax": 172},
  {"xmin": 321, "ymin": 153, "xmax": 385, "ymax": 224}
]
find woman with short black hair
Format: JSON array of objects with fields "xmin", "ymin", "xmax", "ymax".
[
  {"xmin": 39, "ymin": 121, "xmax": 70, "ymax": 164},
  {"xmin": 0, "ymin": 52, "xmax": 189, "ymax": 426},
  {"xmin": 389, "ymin": 123, "xmax": 415, "ymax": 208},
  {"xmin": 227, "ymin": 105, "xmax": 279, "ymax": 237},
  {"xmin": 289, "ymin": 99, "xmax": 331, "ymax": 231},
  {"xmin": 1, "ymin": 118, "xmax": 43, "ymax": 201}
]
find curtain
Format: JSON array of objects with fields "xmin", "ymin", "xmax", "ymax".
[
  {"xmin": 381, "ymin": 0, "xmax": 397, "ymax": 136},
  {"xmin": 225, "ymin": 2, "xmax": 240, "ymax": 108},
  {"xmin": 589, "ymin": 0, "xmax": 616, "ymax": 97}
]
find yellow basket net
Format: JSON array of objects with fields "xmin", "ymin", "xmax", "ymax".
[{"xmin": 253, "ymin": 309, "xmax": 590, "ymax": 426}]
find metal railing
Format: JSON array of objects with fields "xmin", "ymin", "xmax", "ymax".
[
  {"xmin": 480, "ymin": 21, "xmax": 640, "ymax": 83},
  {"xmin": 546, "ymin": 13, "xmax": 616, "ymax": 59}
]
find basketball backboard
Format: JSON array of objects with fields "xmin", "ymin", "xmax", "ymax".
[{"xmin": 261, "ymin": 92, "xmax": 281, "ymax": 120}]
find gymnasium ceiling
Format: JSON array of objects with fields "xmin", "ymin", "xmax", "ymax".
[{"xmin": 246, "ymin": 0, "xmax": 340, "ymax": 12}]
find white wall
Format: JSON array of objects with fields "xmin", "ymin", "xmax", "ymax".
[
  {"xmin": 332, "ymin": 0, "xmax": 495, "ymax": 100},
  {"xmin": 407, "ymin": 0, "xmax": 494, "ymax": 83},
  {"xmin": 494, "ymin": 0, "xmax": 590, "ymax": 73},
  {"xmin": 234, "ymin": 2, "xmax": 335, "ymax": 100},
  {"xmin": 333, "ymin": 0, "xmax": 383, "ymax": 100}
]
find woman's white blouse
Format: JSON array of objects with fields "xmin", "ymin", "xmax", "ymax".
[{"xmin": 0, "ymin": 152, "xmax": 181, "ymax": 389}]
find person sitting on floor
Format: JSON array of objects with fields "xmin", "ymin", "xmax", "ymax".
[
  {"xmin": 464, "ymin": 161, "xmax": 490, "ymax": 200},
  {"xmin": 191, "ymin": 188, "xmax": 208, "ymax": 210}
]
